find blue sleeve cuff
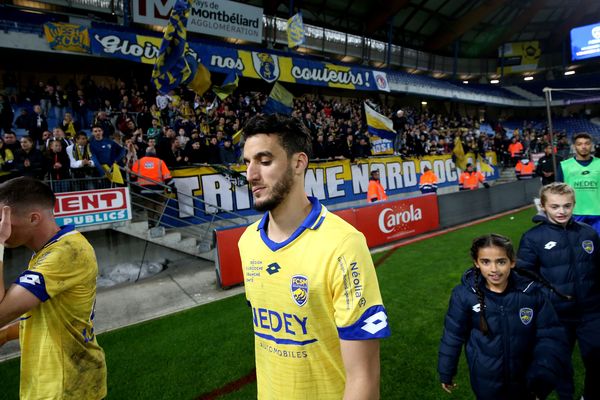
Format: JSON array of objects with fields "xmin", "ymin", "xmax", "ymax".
[
  {"xmin": 14, "ymin": 271, "xmax": 50, "ymax": 302},
  {"xmin": 337, "ymin": 305, "xmax": 391, "ymax": 340}
]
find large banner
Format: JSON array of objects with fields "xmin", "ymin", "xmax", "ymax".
[
  {"xmin": 43, "ymin": 22, "xmax": 90, "ymax": 53},
  {"xmin": 215, "ymin": 194, "xmax": 439, "ymax": 287},
  {"xmin": 132, "ymin": 0, "xmax": 263, "ymax": 43},
  {"xmin": 163, "ymin": 152, "xmax": 497, "ymax": 226},
  {"xmin": 89, "ymin": 28, "xmax": 389, "ymax": 91},
  {"xmin": 497, "ymin": 41, "xmax": 541, "ymax": 74},
  {"xmin": 54, "ymin": 188, "xmax": 132, "ymax": 227}
]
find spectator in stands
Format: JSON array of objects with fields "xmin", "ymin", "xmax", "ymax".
[
  {"xmin": 367, "ymin": 169, "xmax": 387, "ymax": 203},
  {"xmin": 89, "ymin": 124, "xmax": 125, "ymax": 178},
  {"xmin": 0, "ymin": 95, "xmax": 13, "ymax": 134},
  {"xmin": 326, "ymin": 133, "xmax": 341, "ymax": 159},
  {"xmin": 47, "ymin": 127, "xmax": 73, "ymax": 150},
  {"xmin": 51, "ymin": 84, "xmax": 67, "ymax": 123},
  {"xmin": 162, "ymin": 138, "xmax": 185, "ymax": 168},
  {"xmin": 2, "ymin": 131, "xmax": 19, "ymax": 154},
  {"xmin": 38, "ymin": 131, "xmax": 52, "ymax": 153},
  {"xmin": 27, "ymin": 105, "xmax": 48, "ymax": 145},
  {"xmin": 14, "ymin": 109, "xmax": 29, "ymax": 130},
  {"xmin": 116, "ymin": 107, "xmax": 131, "ymax": 134},
  {"xmin": 15, "ymin": 136, "xmax": 45, "ymax": 179},
  {"xmin": 205, "ymin": 136, "xmax": 221, "ymax": 164},
  {"xmin": 459, "ymin": 163, "xmax": 488, "ymax": 190},
  {"xmin": 67, "ymin": 132, "xmax": 96, "ymax": 180},
  {"xmin": 146, "ymin": 118, "xmax": 162, "ymax": 141},
  {"xmin": 176, "ymin": 128, "xmax": 189, "ymax": 149},
  {"xmin": 219, "ymin": 137, "xmax": 238, "ymax": 165},
  {"xmin": 184, "ymin": 140, "xmax": 207, "ymax": 165},
  {"xmin": 94, "ymin": 111, "xmax": 115, "ymax": 139},
  {"xmin": 71, "ymin": 89, "xmax": 89, "ymax": 129},
  {"xmin": 419, "ymin": 166, "xmax": 438, "ymax": 194},
  {"xmin": 0, "ymin": 138, "xmax": 15, "ymax": 183},
  {"xmin": 338, "ymin": 133, "xmax": 359, "ymax": 161},
  {"xmin": 515, "ymin": 158, "xmax": 535, "ymax": 180},
  {"xmin": 536, "ymin": 144, "xmax": 561, "ymax": 185},
  {"xmin": 45, "ymin": 139, "xmax": 71, "ymax": 182},
  {"xmin": 60, "ymin": 112, "xmax": 78, "ymax": 139},
  {"xmin": 356, "ymin": 135, "xmax": 372, "ymax": 158},
  {"xmin": 157, "ymin": 127, "xmax": 176, "ymax": 161},
  {"xmin": 312, "ymin": 133, "xmax": 328, "ymax": 160}
]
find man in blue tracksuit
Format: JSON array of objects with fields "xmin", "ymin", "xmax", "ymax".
[
  {"xmin": 89, "ymin": 124, "xmax": 125, "ymax": 179},
  {"xmin": 438, "ymin": 265, "xmax": 569, "ymax": 399},
  {"xmin": 518, "ymin": 182, "xmax": 600, "ymax": 399}
]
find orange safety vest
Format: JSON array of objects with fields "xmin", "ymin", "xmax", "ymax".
[
  {"xmin": 419, "ymin": 170, "xmax": 439, "ymax": 193},
  {"xmin": 367, "ymin": 179, "xmax": 387, "ymax": 202},
  {"xmin": 515, "ymin": 160, "xmax": 535, "ymax": 178},
  {"xmin": 508, "ymin": 142, "xmax": 524, "ymax": 158},
  {"xmin": 131, "ymin": 156, "xmax": 172, "ymax": 186},
  {"xmin": 459, "ymin": 171, "xmax": 485, "ymax": 190}
]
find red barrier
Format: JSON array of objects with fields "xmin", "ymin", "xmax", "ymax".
[
  {"xmin": 215, "ymin": 195, "xmax": 440, "ymax": 287},
  {"xmin": 353, "ymin": 194, "xmax": 439, "ymax": 247},
  {"xmin": 215, "ymin": 226, "xmax": 247, "ymax": 288}
]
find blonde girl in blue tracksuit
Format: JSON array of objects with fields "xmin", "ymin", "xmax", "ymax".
[{"xmin": 438, "ymin": 234, "xmax": 570, "ymax": 400}]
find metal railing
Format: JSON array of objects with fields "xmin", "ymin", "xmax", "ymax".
[{"xmin": 122, "ymin": 167, "xmax": 250, "ymax": 247}]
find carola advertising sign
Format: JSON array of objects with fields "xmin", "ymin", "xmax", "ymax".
[
  {"xmin": 215, "ymin": 195, "xmax": 440, "ymax": 287},
  {"xmin": 54, "ymin": 188, "xmax": 132, "ymax": 227},
  {"xmin": 132, "ymin": 0, "xmax": 263, "ymax": 43},
  {"xmin": 353, "ymin": 195, "xmax": 439, "ymax": 248}
]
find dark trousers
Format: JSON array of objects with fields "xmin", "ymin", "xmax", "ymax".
[{"xmin": 556, "ymin": 314, "xmax": 600, "ymax": 400}]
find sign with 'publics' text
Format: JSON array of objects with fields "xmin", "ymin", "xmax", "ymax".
[{"xmin": 54, "ymin": 188, "xmax": 132, "ymax": 227}]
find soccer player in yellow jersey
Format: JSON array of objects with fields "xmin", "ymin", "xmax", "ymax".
[
  {"xmin": 0, "ymin": 177, "xmax": 107, "ymax": 400},
  {"xmin": 239, "ymin": 114, "xmax": 390, "ymax": 400}
]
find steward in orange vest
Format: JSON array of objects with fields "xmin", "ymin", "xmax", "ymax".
[
  {"xmin": 131, "ymin": 148, "xmax": 173, "ymax": 189},
  {"xmin": 459, "ymin": 163, "xmax": 489, "ymax": 190},
  {"xmin": 419, "ymin": 166, "xmax": 439, "ymax": 194},
  {"xmin": 367, "ymin": 170, "xmax": 388, "ymax": 202},
  {"xmin": 515, "ymin": 158, "xmax": 535, "ymax": 180}
]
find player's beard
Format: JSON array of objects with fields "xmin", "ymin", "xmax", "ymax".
[{"xmin": 253, "ymin": 164, "xmax": 294, "ymax": 212}]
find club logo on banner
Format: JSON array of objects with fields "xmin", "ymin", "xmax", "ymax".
[
  {"xmin": 372, "ymin": 71, "xmax": 390, "ymax": 92},
  {"xmin": 252, "ymin": 52, "xmax": 280, "ymax": 83}
]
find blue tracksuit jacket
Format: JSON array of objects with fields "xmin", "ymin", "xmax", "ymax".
[
  {"xmin": 517, "ymin": 214, "xmax": 600, "ymax": 320},
  {"xmin": 438, "ymin": 268, "xmax": 570, "ymax": 400}
]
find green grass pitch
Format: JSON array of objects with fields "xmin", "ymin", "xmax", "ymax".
[{"xmin": 0, "ymin": 207, "xmax": 584, "ymax": 399}]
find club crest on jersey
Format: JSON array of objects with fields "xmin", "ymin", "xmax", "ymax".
[
  {"xmin": 519, "ymin": 308, "xmax": 533, "ymax": 325},
  {"xmin": 291, "ymin": 275, "xmax": 308, "ymax": 307},
  {"xmin": 582, "ymin": 240, "xmax": 594, "ymax": 254}
]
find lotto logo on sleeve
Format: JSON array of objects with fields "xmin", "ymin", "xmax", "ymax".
[
  {"xmin": 16, "ymin": 271, "xmax": 49, "ymax": 302},
  {"xmin": 361, "ymin": 311, "xmax": 388, "ymax": 334}
]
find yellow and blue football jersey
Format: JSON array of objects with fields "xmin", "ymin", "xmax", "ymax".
[
  {"xmin": 238, "ymin": 197, "xmax": 390, "ymax": 400},
  {"xmin": 15, "ymin": 225, "xmax": 107, "ymax": 400}
]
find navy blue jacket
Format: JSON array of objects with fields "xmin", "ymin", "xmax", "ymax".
[
  {"xmin": 517, "ymin": 214, "xmax": 600, "ymax": 320},
  {"xmin": 438, "ymin": 268, "xmax": 569, "ymax": 400}
]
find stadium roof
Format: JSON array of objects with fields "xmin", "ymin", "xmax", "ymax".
[{"xmin": 247, "ymin": 0, "xmax": 600, "ymax": 59}]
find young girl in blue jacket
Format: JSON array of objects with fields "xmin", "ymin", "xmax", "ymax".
[{"xmin": 438, "ymin": 234, "xmax": 570, "ymax": 400}]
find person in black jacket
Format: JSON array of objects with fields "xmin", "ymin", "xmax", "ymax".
[
  {"xmin": 517, "ymin": 182, "xmax": 600, "ymax": 400},
  {"xmin": 439, "ymin": 234, "xmax": 570, "ymax": 400},
  {"xmin": 535, "ymin": 144, "xmax": 562, "ymax": 185}
]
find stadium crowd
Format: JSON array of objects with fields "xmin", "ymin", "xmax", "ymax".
[{"xmin": 0, "ymin": 75, "xmax": 589, "ymax": 186}]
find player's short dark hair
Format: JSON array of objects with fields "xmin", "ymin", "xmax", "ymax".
[
  {"xmin": 0, "ymin": 177, "xmax": 55, "ymax": 211},
  {"xmin": 91, "ymin": 124, "xmax": 103, "ymax": 131},
  {"xmin": 243, "ymin": 114, "xmax": 312, "ymax": 159},
  {"xmin": 573, "ymin": 132, "xmax": 592, "ymax": 143}
]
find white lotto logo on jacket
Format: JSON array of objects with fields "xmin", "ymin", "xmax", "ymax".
[{"xmin": 378, "ymin": 205, "xmax": 423, "ymax": 233}]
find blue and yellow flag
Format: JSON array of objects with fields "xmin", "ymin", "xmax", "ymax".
[
  {"xmin": 452, "ymin": 134, "xmax": 468, "ymax": 170},
  {"xmin": 43, "ymin": 22, "xmax": 90, "ymax": 53},
  {"xmin": 212, "ymin": 73, "xmax": 239, "ymax": 100},
  {"xmin": 263, "ymin": 82, "xmax": 294, "ymax": 115},
  {"xmin": 152, "ymin": 0, "xmax": 211, "ymax": 96},
  {"xmin": 364, "ymin": 102, "xmax": 395, "ymax": 155},
  {"xmin": 287, "ymin": 12, "xmax": 305, "ymax": 48}
]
